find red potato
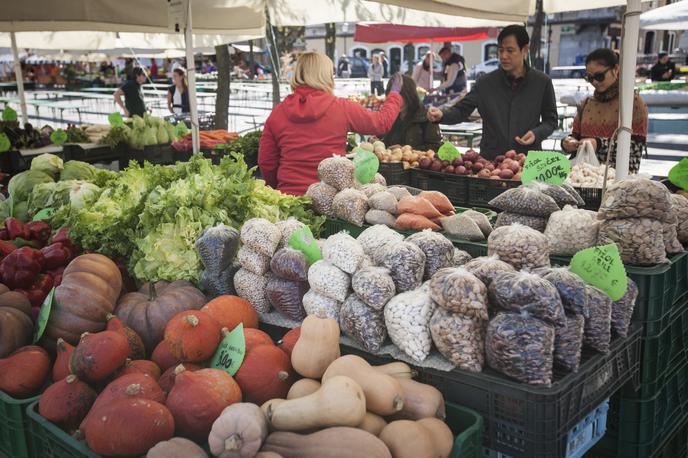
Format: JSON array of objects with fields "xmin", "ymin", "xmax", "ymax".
[
  {"xmin": 445, "ymin": 165, "xmax": 455, "ymax": 174},
  {"xmin": 499, "ymin": 169, "xmax": 515, "ymax": 179},
  {"xmin": 455, "ymin": 166, "xmax": 467, "ymax": 175},
  {"xmin": 505, "ymin": 150, "xmax": 517, "ymax": 159},
  {"xmin": 495, "ymin": 155, "xmax": 505, "ymax": 163},
  {"xmin": 473, "ymin": 163, "xmax": 484, "ymax": 173}
]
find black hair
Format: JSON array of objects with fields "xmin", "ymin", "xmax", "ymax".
[
  {"xmin": 585, "ymin": 48, "xmax": 618, "ymax": 67},
  {"xmin": 498, "ymin": 25, "xmax": 530, "ymax": 49},
  {"xmin": 132, "ymin": 67, "xmax": 146, "ymax": 78},
  {"xmin": 438, "ymin": 46, "xmax": 451, "ymax": 55},
  {"xmin": 385, "ymin": 75, "xmax": 420, "ymax": 123}
]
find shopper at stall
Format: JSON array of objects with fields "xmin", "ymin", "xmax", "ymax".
[
  {"xmin": 413, "ymin": 51, "xmax": 434, "ymax": 92},
  {"xmin": 650, "ymin": 51, "xmax": 676, "ymax": 82},
  {"xmin": 368, "ymin": 54, "xmax": 385, "ymax": 96},
  {"xmin": 114, "ymin": 66, "xmax": 148, "ymax": 118},
  {"xmin": 381, "ymin": 75, "xmax": 442, "ymax": 151},
  {"xmin": 167, "ymin": 68, "xmax": 190, "ymax": 114},
  {"xmin": 337, "ymin": 55, "xmax": 350, "ymax": 78},
  {"xmin": 150, "ymin": 59, "xmax": 159, "ymax": 79},
  {"xmin": 427, "ymin": 25, "xmax": 557, "ymax": 159},
  {"xmin": 562, "ymin": 48, "xmax": 648, "ymax": 174},
  {"xmin": 431, "ymin": 46, "xmax": 467, "ymax": 96},
  {"xmin": 259, "ymin": 52, "xmax": 403, "ymax": 195}
]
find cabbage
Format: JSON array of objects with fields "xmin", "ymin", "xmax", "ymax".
[
  {"xmin": 28, "ymin": 182, "xmax": 61, "ymax": 214},
  {"xmin": 143, "ymin": 127, "xmax": 158, "ymax": 146},
  {"xmin": 68, "ymin": 181, "xmax": 102, "ymax": 210},
  {"xmin": 13, "ymin": 200, "xmax": 29, "ymax": 222},
  {"xmin": 31, "ymin": 153, "xmax": 64, "ymax": 179},
  {"xmin": 157, "ymin": 124, "xmax": 169, "ymax": 145},
  {"xmin": 132, "ymin": 115, "xmax": 145, "ymax": 130},
  {"xmin": 60, "ymin": 160, "xmax": 97, "ymax": 182},
  {"xmin": 129, "ymin": 129, "xmax": 146, "ymax": 150},
  {"xmin": 8, "ymin": 170, "xmax": 54, "ymax": 201},
  {"xmin": 165, "ymin": 122, "xmax": 176, "ymax": 141}
]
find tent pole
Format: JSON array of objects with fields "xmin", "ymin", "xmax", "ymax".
[
  {"xmin": 10, "ymin": 31, "xmax": 28, "ymax": 125},
  {"xmin": 616, "ymin": 0, "xmax": 641, "ymax": 179},
  {"xmin": 185, "ymin": 0, "xmax": 200, "ymax": 153}
]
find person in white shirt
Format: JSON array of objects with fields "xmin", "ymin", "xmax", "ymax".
[
  {"xmin": 368, "ymin": 54, "xmax": 385, "ymax": 96},
  {"xmin": 412, "ymin": 51, "xmax": 434, "ymax": 91},
  {"xmin": 167, "ymin": 68, "xmax": 189, "ymax": 114}
]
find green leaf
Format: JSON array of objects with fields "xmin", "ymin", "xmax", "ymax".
[
  {"xmin": 50, "ymin": 129, "xmax": 68, "ymax": 146},
  {"xmin": 108, "ymin": 112, "xmax": 124, "ymax": 127},
  {"xmin": 32, "ymin": 207, "xmax": 55, "ymax": 221},
  {"xmin": 569, "ymin": 243, "xmax": 628, "ymax": 301},
  {"xmin": 668, "ymin": 158, "xmax": 688, "ymax": 192},
  {"xmin": 0, "ymin": 133, "xmax": 10, "ymax": 153},
  {"xmin": 437, "ymin": 141, "xmax": 461, "ymax": 162},
  {"xmin": 521, "ymin": 151, "xmax": 571, "ymax": 185},
  {"xmin": 288, "ymin": 226, "xmax": 322, "ymax": 265},
  {"xmin": 210, "ymin": 323, "xmax": 246, "ymax": 376},
  {"xmin": 33, "ymin": 288, "xmax": 55, "ymax": 343}
]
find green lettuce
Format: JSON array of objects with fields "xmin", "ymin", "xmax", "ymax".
[
  {"xmin": 8, "ymin": 170, "xmax": 54, "ymax": 202},
  {"xmin": 60, "ymin": 160, "xmax": 97, "ymax": 182},
  {"xmin": 31, "ymin": 153, "xmax": 64, "ymax": 179}
]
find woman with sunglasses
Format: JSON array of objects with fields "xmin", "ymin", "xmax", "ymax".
[{"xmin": 562, "ymin": 48, "xmax": 648, "ymax": 173}]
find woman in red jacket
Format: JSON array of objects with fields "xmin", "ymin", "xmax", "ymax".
[{"xmin": 258, "ymin": 52, "xmax": 403, "ymax": 195}]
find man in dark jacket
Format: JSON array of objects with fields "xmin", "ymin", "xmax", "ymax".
[
  {"xmin": 650, "ymin": 52, "xmax": 676, "ymax": 81},
  {"xmin": 427, "ymin": 25, "xmax": 558, "ymax": 159}
]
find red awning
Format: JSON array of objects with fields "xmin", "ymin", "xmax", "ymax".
[{"xmin": 354, "ymin": 23, "xmax": 497, "ymax": 44}]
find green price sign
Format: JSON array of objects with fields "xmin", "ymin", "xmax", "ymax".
[
  {"xmin": 108, "ymin": 112, "xmax": 124, "ymax": 127},
  {"xmin": 437, "ymin": 141, "xmax": 461, "ymax": 162},
  {"xmin": 210, "ymin": 323, "xmax": 246, "ymax": 376},
  {"xmin": 569, "ymin": 243, "xmax": 628, "ymax": 301},
  {"xmin": 32, "ymin": 207, "xmax": 54, "ymax": 221},
  {"xmin": 50, "ymin": 129, "xmax": 68, "ymax": 146},
  {"xmin": 174, "ymin": 123, "xmax": 189, "ymax": 137},
  {"xmin": 521, "ymin": 151, "xmax": 571, "ymax": 185},
  {"xmin": 353, "ymin": 148, "xmax": 379, "ymax": 184},
  {"xmin": 33, "ymin": 288, "xmax": 55, "ymax": 343},
  {"xmin": 668, "ymin": 158, "xmax": 688, "ymax": 192},
  {"xmin": 2, "ymin": 106, "xmax": 17, "ymax": 122},
  {"xmin": 288, "ymin": 226, "xmax": 322, "ymax": 265},
  {"xmin": 0, "ymin": 133, "xmax": 11, "ymax": 153}
]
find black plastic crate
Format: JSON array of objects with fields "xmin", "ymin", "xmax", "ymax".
[
  {"xmin": 573, "ymin": 186, "xmax": 603, "ymax": 211},
  {"xmin": 62, "ymin": 143, "xmax": 125, "ymax": 165},
  {"xmin": 465, "ymin": 176, "xmax": 521, "ymax": 209},
  {"xmin": 410, "ymin": 168, "xmax": 469, "ymax": 206},
  {"xmin": 125, "ymin": 144, "xmax": 177, "ymax": 166},
  {"xmin": 378, "ymin": 162, "xmax": 411, "ymax": 186}
]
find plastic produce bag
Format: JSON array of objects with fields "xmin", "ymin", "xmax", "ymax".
[
  {"xmin": 322, "ymin": 232, "xmax": 365, "ymax": 274},
  {"xmin": 430, "ymin": 307, "xmax": 485, "ymax": 372},
  {"xmin": 611, "ymin": 278, "xmax": 638, "ymax": 338},
  {"xmin": 365, "ymin": 209, "xmax": 397, "ymax": 226},
  {"xmin": 418, "ymin": 191, "xmax": 454, "ymax": 214},
  {"xmin": 308, "ymin": 260, "xmax": 350, "ymax": 302},
  {"xmin": 670, "ymin": 194, "xmax": 688, "ymax": 242},
  {"xmin": 303, "ymin": 289, "xmax": 341, "ymax": 321},
  {"xmin": 488, "ymin": 224, "xmax": 550, "ymax": 271},
  {"xmin": 362, "ymin": 183, "xmax": 387, "ymax": 198},
  {"xmin": 489, "ymin": 271, "xmax": 566, "ymax": 327},
  {"xmin": 440, "ymin": 214, "xmax": 485, "ymax": 241},
  {"xmin": 357, "ymin": 224, "xmax": 404, "ymax": 258},
  {"xmin": 387, "ymin": 186, "xmax": 412, "ymax": 201},
  {"xmin": 340, "ymin": 293, "xmax": 387, "ymax": 353},
  {"xmin": 536, "ymin": 182, "xmax": 579, "ymax": 208},
  {"xmin": 597, "ymin": 177, "xmax": 673, "ymax": 222},
  {"xmin": 584, "ymin": 285, "xmax": 613, "ymax": 353},
  {"xmin": 406, "ymin": 230, "xmax": 455, "ymax": 280},
  {"xmin": 663, "ymin": 213, "xmax": 683, "ymax": 254},
  {"xmin": 266, "ymin": 275, "xmax": 308, "ymax": 321},
  {"xmin": 237, "ymin": 245, "xmax": 271, "ymax": 275},
  {"xmin": 395, "ymin": 213, "xmax": 441, "ymax": 231},
  {"xmin": 352, "ymin": 266, "xmax": 396, "ymax": 310},
  {"xmin": 318, "ymin": 156, "xmax": 355, "ymax": 190},
  {"xmin": 397, "ymin": 196, "xmax": 443, "ymax": 219},
  {"xmin": 597, "ymin": 218, "xmax": 668, "ymax": 265},
  {"xmin": 462, "ymin": 210, "xmax": 492, "ymax": 237},
  {"xmin": 276, "ymin": 218, "xmax": 306, "ymax": 250},
  {"xmin": 384, "ymin": 289, "xmax": 436, "ymax": 362},
  {"xmin": 332, "ymin": 188, "xmax": 369, "ymax": 226},
  {"xmin": 453, "ymin": 248, "xmax": 473, "ymax": 267},
  {"xmin": 234, "ymin": 268, "xmax": 270, "ymax": 313},
  {"xmin": 369, "ymin": 191, "xmax": 398, "ymax": 214},
  {"xmin": 554, "ymin": 313, "xmax": 584, "ymax": 373},
  {"xmin": 561, "ymin": 182, "xmax": 586, "ymax": 207},
  {"xmin": 544, "ymin": 206, "xmax": 598, "ymax": 256},
  {"xmin": 463, "ymin": 255, "xmax": 514, "ymax": 287},
  {"xmin": 486, "ymin": 312, "xmax": 555, "ymax": 387},
  {"xmin": 428, "ymin": 267, "xmax": 489, "ymax": 320},
  {"xmin": 240, "ymin": 218, "xmax": 281, "ymax": 257},
  {"xmin": 373, "ymin": 173, "xmax": 387, "ymax": 186},
  {"xmin": 537, "ymin": 268, "xmax": 589, "ymax": 318},
  {"xmin": 488, "ymin": 185, "xmax": 559, "ymax": 217},
  {"xmin": 376, "ymin": 241, "xmax": 427, "ymax": 293},
  {"xmin": 571, "ymin": 140, "xmax": 600, "ymax": 167},
  {"xmin": 199, "ymin": 261, "xmax": 240, "ymax": 299},
  {"xmin": 195, "ymin": 224, "xmax": 240, "ymax": 274},
  {"xmin": 495, "ymin": 212, "xmax": 548, "ymax": 232},
  {"xmin": 306, "ymin": 181, "xmax": 338, "ymax": 218},
  {"xmin": 270, "ymin": 247, "xmax": 309, "ymax": 282}
]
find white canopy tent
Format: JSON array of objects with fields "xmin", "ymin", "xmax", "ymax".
[{"xmin": 640, "ymin": 0, "xmax": 688, "ymax": 30}]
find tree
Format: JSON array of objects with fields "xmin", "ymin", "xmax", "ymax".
[
  {"xmin": 265, "ymin": 10, "xmax": 281, "ymax": 107},
  {"xmin": 530, "ymin": 0, "xmax": 546, "ymax": 71},
  {"xmin": 325, "ymin": 23, "xmax": 337, "ymax": 62},
  {"xmin": 404, "ymin": 43, "xmax": 415, "ymax": 75},
  {"xmin": 214, "ymin": 44, "xmax": 231, "ymax": 130}
]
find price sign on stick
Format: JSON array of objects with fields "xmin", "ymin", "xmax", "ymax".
[
  {"xmin": 32, "ymin": 207, "xmax": 54, "ymax": 221},
  {"xmin": 353, "ymin": 148, "xmax": 379, "ymax": 184},
  {"xmin": 668, "ymin": 158, "xmax": 688, "ymax": 191},
  {"xmin": 569, "ymin": 244, "xmax": 627, "ymax": 301},
  {"xmin": 210, "ymin": 323, "xmax": 246, "ymax": 376},
  {"xmin": 108, "ymin": 112, "xmax": 124, "ymax": 127},
  {"xmin": 521, "ymin": 151, "xmax": 571, "ymax": 185},
  {"xmin": 0, "ymin": 133, "xmax": 11, "ymax": 153},
  {"xmin": 288, "ymin": 226, "xmax": 322, "ymax": 265},
  {"xmin": 33, "ymin": 288, "xmax": 55, "ymax": 343},
  {"xmin": 2, "ymin": 106, "xmax": 17, "ymax": 122},
  {"xmin": 437, "ymin": 141, "xmax": 461, "ymax": 162},
  {"xmin": 50, "ymin": 129, "xmax": 68, "ymax": 146}
]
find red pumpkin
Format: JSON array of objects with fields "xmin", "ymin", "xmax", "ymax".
[
  {"xmin": 201, "ymin": 295, "xmax": 259, "ymax": 330},
  {"xmin": 106, "ymin": 314, "xmax": 146, "ymax": 360},
  {"xmin": 117, "ymin": 360, "xmax": 162, "ymax": 381},
  {"xmin": 39, "ymin": 375, "xmax": 97, "ymax": 432},
  {"xmin": 164, "ymin": 311, "xmax": 221, "ymax": 363},
  {"xmin": 81, "ymin": 397, "xmax": 174, "ymax": 457},
  {"xmin": 52, "ymin": 338, "xmax": 75, "ymax": 382},
  {"xmin": 0, "ymin": 345, "xmax": 51, "ymax": 398},
  {"xmin": 151, "ymin": 340, "xmax": 180, "ymax": 372},
  {"xmin": 278, "ymin": 327, "xmax": 301, "ymax": 358},
  {"xmin": 244, "ymin": 328, "xmax": 274, "ymax": 353},
  {"xmin": 70, "ymin": 331, "xmax": 130, "ymax": 383},
  {"xmin": 166, "ymin": 368, "xmax": 242, "ymax": 442},
  {"xmin": 158, "ymin": 363, "xmax": 202, "ymax": 394},
  {"xmin": 85, "ymin": 372, "xmax": 165, "ymax": 423},
  {"xmin": 234, "ymin": 345, "xmax": 295, "ymax": 405}
]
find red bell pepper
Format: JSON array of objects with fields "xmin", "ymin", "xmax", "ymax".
[
  {"xmin": 47, "ymin": 266, "xmax": 65, "ymax": 287},
  {"xmin": 5, "ymin": 218, "xmax": 30, "ymax": 240},
  {"xmin": 0, "ymin": 240, "xmax": 17, "ymax": 258},
  {"xmin": 20, "ymin": 274, "xmax": 54, "ymax": 308},
  {"xmin": 26, "ymin": 221, "xmax": 52, "ymax": 243},
  {"xmin": 0, "ymin": 229, "xmax": 9, "ymax": 240},
  {"xmin": 0, "ymin": 247, "xmax": 45, "ymax": 289},
  {"xmin": 52, "ymin": 227, "xmax": 73, "ymax": 247},
  {"xmin": 41, "ymin": 243, "xmax": 72, "ymax": 270}
]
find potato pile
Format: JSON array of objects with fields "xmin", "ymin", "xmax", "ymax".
[{"xmin": 360, "ymin": 141, "xmax": 434, "ymax": 170}]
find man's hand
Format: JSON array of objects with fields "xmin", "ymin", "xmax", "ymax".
[
  {"xmin": 515, "ymin": 130, "xmax": 536, "ymax": 146},
  {"xmin": 427, "ymin": 106, "xmax": 443, "ymax": 123},
  {"xmin": 580, "ymin": 137, "xmax": 598, "ymax": 151},
  {"xmin": 123, "ymin": 108, "xmax": 130, "ymax": 117},
  {"xmin": 562, "ymin": 136, "xmax": 579, "ymax": 153}
]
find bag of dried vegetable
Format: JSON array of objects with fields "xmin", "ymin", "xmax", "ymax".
[
  {"xmin": 670, "ymin": 194, "xmax": 688, "ymax": 242},
  {"xmin": 322, "ymin": 232, "xmax": 365, "ymax": 274},
  {"xmin": 488, "ymin": 185, "xmax": 559, "ymax": 217},
  {"xmin": 554, "ymin": 313, "xmax": 584, "ymax": 372},
  {"xmin": 240, "ymin": 218, "xmax": 281, "ymax": 257},
  {"xmin": 488, "ymin": 224, "xmax": 550, "ymax": 270},
  {"xmin": 536, "ymin": 267, "xmax": 589, "ymax": 318},
  {"xmin": 357, "ymin": 224, "xmax": 404, "ymax": 258},
  {"xmin": 302, "ymin": 289, "xmax": 341, "ymax": 321},
  {"xmin": 544, "ymin": 206, "xmax": 598, "ymax": 256},
  {"xmin": 308, "ymin": 260, "xmax": 350, "ymax": 302},
  {"xmin": 266, "ymin": 275, "xmax": 308, "ymax": 321},
  {"xmin": 306, "ymin": 181, "xmax": 338, "ymax": 218},
  {"xmin": 453, "ymin": 248, "xmax": 473, "ymax": 267},
  {"xmin": 276, "ymin": 218, "xmax": 306, "ymax": 250},
  {"xmin": 377, "ymin": 241, "xmax": 427, "ymax": 293},
  {"xmin": 495, "ymin": 212, "xmax": 548, "ymax": 232},
  {"xmin": 340, "ymin": 293, "xmax": 387, "ymax": 353},
  {"xmin": 237, "ymin": 245, "xmax": 271, "ymax": 275},
  {"xmin": 332, "ymin": 188, "xmax": 369, "ymax": 226},
  {"xmin": 597, "ymin": 218, "xmax": 668, "ymax": 265},
  {"xmin": 384, "ymin": 289, "xmax": 436, "ymax": 362},
  {"xmin": 406, "ymin": 230, "xmax": 455, "ymax": 280},
  {"xmin": 598, "ymin": 177, "xmax": 673, "ymax": 222},
  {"xmin": 352, "ymin": 266, "xmax": 396, "ymax": 310},
  {"xmin": 430, "ymin": 307, "xmax": 485, "ymax": 372},
  {"xmin": 584, "ymin": 285, "xmax": 613, "ymax": 353},
  {"xmin": 611, "ymin": 278, "xmax": 638, "ymax": 338},
  {"xmin": 318, "ymin": 155, "xmax": 355, "ymax": 190},
  {"xmin": 195, "ymin": 224, "xmax": 240, "ymax": 274},
  {"xmin": 270, "ymin": 247, "xmax": 309, "ymax": 282},
  {"xmin": 234, "ymin": 268, "xmax": 270, "ymax": 313},
  {"xmin": 428, "ymin": 267, "xmax": 489, "ymax": 320},
  {"xmin": 463, "ymin": 255, "xmax": 515, "ymax": 287}
]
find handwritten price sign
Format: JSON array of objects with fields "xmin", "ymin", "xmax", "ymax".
[
  {"xmin": 210, "ymin": 323, "xmax": 246, "ymax": 376},
  {"xmin": 569, "ymin": 243, "xmax": 628, "ymax": 301},
  {"xmin": 521, "ymin": 151, "xmax": 571, "ymax": 185}
]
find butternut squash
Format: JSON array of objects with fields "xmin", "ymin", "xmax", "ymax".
[
  {"xmin": 290, "ymin": 315, "xmax": 339, "ymax": 379},
  {"xmin": 262, "ymin": 427, "xmax": 392, "ymax": 458},
  {"xmin": 261, "ymin": 399, "xmax": 286, "ymax": 422},
  {"xmin": 146, "ymin": 437, "xmax": 208, "ymax": 458},
  {"xmin": 265, "ymin": 376, "xmax": 366, "ymax": 431},
  {"xmin": 286, "ymin": 379, "xmax": 320, "ymax": 399},
  {"xmin": 374, "ymin": 361, "xmax": 416, "ymax": 379},
  {"xmin": 394, "ymin": 378, "xmax": 446, "ymax": 420},
  {"xmin": 208, "ymin": 403, "xmax": 269, "ymax": 458},
  {"xmin": 255, "ymin": 453, "xmax": 283, "ymax": 458},
  {"xmin": 379, "ymin": 420, "xmax": 434, "ymax": 458},
  {"xmin": 322, "ymin": 355, "xmax": 403, "ymax": 416},
  {"xmin": 418, "ymin": 418, "xmax": 454, "ymax": 458},
  {"xmin": 357, "ymin": 412, "xmax": 387, "ymax": 436}
]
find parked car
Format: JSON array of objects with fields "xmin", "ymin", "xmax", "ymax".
[
  {"xmin": 550, "ymin": 65, "xmax": 586, "ymax": 79},
  {"xmin": 467, "ymin": 59, "xmax": 499, "ymax": 80}
]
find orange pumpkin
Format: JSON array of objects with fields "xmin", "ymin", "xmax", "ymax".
[
  {"xmin": 158, "ymin": 363, "xmax": 202, "ymax": 394},
  {"xmin": 164, "ymin": 311, "xmax": 221, "ymax": 363},
  {"xmin": 152, "ymin": 340, "xmax": 180, "ymax": 372},
  {"xmin": 39, "ymin": 375, "xmax": 97, "ymax": 432},
  {"xmin": 52, "ymin": 338, "xmax": 75, "ymax": 382},
  {"xmin": 70, "ymin": 331, "xmax": 130, "ymax": 383},
  {"xmin": 244, "ymin": 328, "xmax": 274, "ymax": 353},
  {"xmin": 278, "ymin": 327, "xmax": 301, "ymax": 358},
  {"xmin": 201, "ymin": 295, "xmax": 258, "ymax": 331},
  {"xmin": 0, "ymin": 283, "xmax": 33, "ymax": 358},
  {"xmin": 166, "ymin": 368, "xmax": 242, "ymax": 442},
  {"xmin": 117, "ymin": 360, "xmax": 162, "ymax": 381},
  {"xmin": 0, "ymin": 345, "xmax": 51, "ymax": 398},
  {"xmin": 234, "ymin": 345, "xmax": 295, "ymax": 405},
  {"xmin": 106, "ymin": 314, "xmax": 146, "ymax": 360}
]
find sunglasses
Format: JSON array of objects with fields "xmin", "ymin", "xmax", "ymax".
[{"xmin": 584, "ymin": 67, "xmax": 612, "ymax": 83}]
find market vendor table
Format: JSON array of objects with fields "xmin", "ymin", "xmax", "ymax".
[
  {"xmin": 62, "ymin": 143, "xmax": 125, "ymax": 168},
  {"xmin": 0, "ymin": 145, "xmax": 64, "ymax": 175}
]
